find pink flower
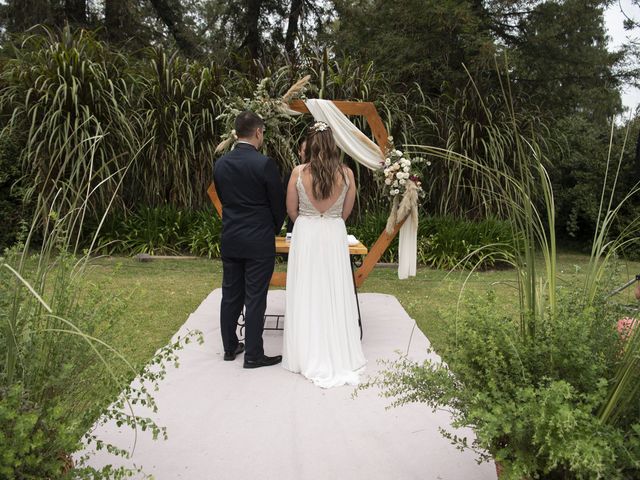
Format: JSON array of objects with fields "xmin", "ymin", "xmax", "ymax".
[{"xmin": 617, "ymin": 317, "xmax": 638, "ymax": 339}]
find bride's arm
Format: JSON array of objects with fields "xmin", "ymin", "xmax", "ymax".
[
  {"xmin": 286, "ymin": 166, "xmax": 300, "ymax": 222},
  {"xmin": 342, "ymin": 168, "xmax": 356, "ymax": 221}
]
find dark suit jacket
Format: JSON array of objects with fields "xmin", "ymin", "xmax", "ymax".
[{"xmin": 213, "ymin": 143, "xmax": 286, "ymax": 258}]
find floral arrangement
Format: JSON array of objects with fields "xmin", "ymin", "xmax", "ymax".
[
  {"xmin": 214, "ymin": 73, "xmax": 310, "ymax": 169},
  {"xmin": 380, "ymin": 139, "xmax": 429, "ymax": 233},
  {"xmin": 381, "ymin": 138, "xmax": 429, "ymax": 200}
]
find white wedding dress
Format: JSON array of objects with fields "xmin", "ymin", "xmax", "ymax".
[{"xmin": 282, "ymin": 173, "xmax": 366, "ymax": 388}]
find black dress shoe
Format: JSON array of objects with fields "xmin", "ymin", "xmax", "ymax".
[
  {"xmin": 243, "ymin": 354, "xmax": 282, "ymax": 369},
  {"xmin": 224, "ymin": 342, "xmax": 245, "ymax": 361}
]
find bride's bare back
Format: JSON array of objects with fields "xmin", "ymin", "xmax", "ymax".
[{"xmin": 286, "ymin": 164, "xmax": 356, "ymax": 221}]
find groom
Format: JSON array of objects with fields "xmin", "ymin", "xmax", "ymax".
[{"xmin": 213, "ymin": 111, "xmax": 286, "ymax": 368}]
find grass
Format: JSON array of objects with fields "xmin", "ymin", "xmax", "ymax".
[
  {"xmin": 83, "ymin": 257, "xmax": 221, "ymax": 367},
  {"xmin": 84, "ymin": 251, "xmax": 640, "ymax": 369}
]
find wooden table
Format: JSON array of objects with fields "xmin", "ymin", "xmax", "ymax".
[
  {"xmin": 267, "ymin": 236, "xmax": 368, "ymax": 338},
  {"xmin": 274, "ymin": 236, "xmax": 369, "ymax": 255}
]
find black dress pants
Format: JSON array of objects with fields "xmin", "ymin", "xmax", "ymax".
[{"xmin": 220, "ymin": 256, "xmax": 275, "ymax": 360}]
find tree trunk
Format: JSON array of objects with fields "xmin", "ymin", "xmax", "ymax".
[
  {"xmin": 242, "ymin": 0, "xmax": 262, "ymax": 59},
  {"xmin": 285, "ymin": 0, "xmax": 303, "ymax": 54},
  {"xmin": 8, "ymin": 0, "xmax": 50, "ymax": 31},
  {"xmin": 148, "ymin": 0, "xmax": 201, "ymax": 56},
  {"xmin": 65, "ymin": 0, "xmax": 86, "ymax": 25},
  {"xmin": 635, "ymin": 129, "xmax": 640, "ymax": 180},
  {"xmin": 105, "ymin": 0, "xmax": 132, "ymax": 42}
]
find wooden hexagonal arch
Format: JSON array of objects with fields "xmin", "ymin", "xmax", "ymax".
[{"xmin": 207, "ymin": 99, "xmax": 408, "ymax": 288}]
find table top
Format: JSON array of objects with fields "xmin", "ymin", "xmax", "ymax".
[{"xmin": 275, "ymin": 236, "xmax": 368, "ymax": 255}]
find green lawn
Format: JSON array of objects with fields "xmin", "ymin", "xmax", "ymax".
[{"xmin": 85, "ymin": 252, "xmax": 640, "ymax": 370}]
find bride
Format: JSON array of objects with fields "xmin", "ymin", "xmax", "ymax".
[{"xmin": 282, "ymin": 121, "xmax": 366, "ymax": 388}]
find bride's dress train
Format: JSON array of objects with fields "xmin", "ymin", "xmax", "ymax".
[{"xmin": 282, "ymin": 174, "xmax": 366, "ymax": 388}]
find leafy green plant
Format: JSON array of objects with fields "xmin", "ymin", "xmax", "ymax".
[
  {"xmin": 0, "ymin": 129, "xmax": 30, "ymax": 250},
  {"xmin": 96, "ymin": 205, "xmax": 192, "ymax": 255},
  {"xmin": 348, "ymin": 211, "xmax": 516, "ymax": 268},
  {"xmin": 0, "ymin": 26, "xmax": 137, "ymax": 220},
  {"xmin": 362, "ymin": 61, "xmax": 640, "ymax": 478},
  {"xmin": 187, "ymin": 209, "xmax": 222, "ymax": 258},
  {"xmin": 134, "ymin": 47, "xmax": 225, "ymax": 209},
  {"xmin": 0, "ymin": 383, "xmax": 78, "ymax": 479},
  {"xmin": 417, "ymin": 215, "xmax": 516, "ymax": 270},
  {"xmin": 360, "ymin": 287, "xmax": 638, "ymax": 479},
  {"xmin": 0, "ymin": 121, "xmax": 203, "ymax": 478},
  {"xmin": 94, "ymin": 205, "xmax": 221, "ymax": 257}
]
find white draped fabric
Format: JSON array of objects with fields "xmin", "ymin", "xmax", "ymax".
[
  {"xmin": 398, "ymin": 219, "xmax": 417, "ymax": 278},
  {"xmin": 305, "ymin": 99, "xmax": 385, "ymax": 170},
  {"xmin": 304, "ymin": 99, "xmax": 418, "ymax": 279}
]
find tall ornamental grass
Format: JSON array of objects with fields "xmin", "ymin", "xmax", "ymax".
[
  {"xmin": 134, "ymin": 47, "xmax": 225, "ymax": 209},
  {"xmin": 362, "ymin": 61, "xmax": 640, "ymax": 479},
  {"xmin": 0, "ymin": 127, "xmax": 201, "ymax": 478},
  {"xmin": 0, "ymin": 26, "xmax": 137, "ymax": 219}
]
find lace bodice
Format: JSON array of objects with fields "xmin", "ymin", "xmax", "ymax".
[{"xmin": 296, "ymin": 172, "xmax": 348, "ymax": 218}]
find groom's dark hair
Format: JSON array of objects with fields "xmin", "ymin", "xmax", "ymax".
[{"xmin": 235, "ymin": 110, "xmax": 265, "ymax": 138}]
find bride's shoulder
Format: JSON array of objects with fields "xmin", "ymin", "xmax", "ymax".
[{"xmin": 341, "ymin": 164, "xmax": 355, "ymax": 179}]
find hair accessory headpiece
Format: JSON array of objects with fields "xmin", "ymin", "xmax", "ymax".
[{"xmin": 310, "ymin": 121, "xmax": 329, "ymax": 132}]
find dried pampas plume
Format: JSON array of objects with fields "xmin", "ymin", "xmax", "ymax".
[
  {"xmin": 277, "ymin": 75, "xmax": 311, "ymax": 115},
  {"xmin": 385, "ymin": 180, "xmax": 419, "ymax": 234},
  {"xmin": 385, "ymin": 196, "xmax": 400, "ymax": 234},
  {"xmin": 282, "ymin": 75, "xmax": 311, "ymax": 103},
  {"xmin": 215, "ymin": 130, "xmax": 237, "ymax": 154}
]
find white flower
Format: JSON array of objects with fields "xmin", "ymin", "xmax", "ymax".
[
  {"xmin": 403, "ymin": 166, "xmax": 410, "ymax": 173},
  {"xmin": 385, "ymin": 178, "xmax": 392, "ymax": 185},
  {"xmin": 312, "ymin": 121, "xmax": 328, "ymax": 132},
  {"xmin": 399, "ymin": 179, "xmax": 406, "ymax": 185},
  {"xmin": 390, "ymin": 189, "xmax": 398, "ymax": 196},
  {"xmin": 383, "ymin": 168, "xmax": 389, "ymax": 175},
  {"xmin": 393, "ymin": 180, "xmax": 399, "ymax": 187},
  {"xmin": 396, "ymin": 172, "xmax": 404, "ymax": 179},
  {"xmin": 396, "ymin": 150, "xmax": 403, "ymax": 156},
  {"xmin": 394, "ymin": 189, "xmax": 400, "ymax": 195},
  {"xmin": 385, "ymin": 158, "xmax": 391, "ymax": 166},
  {"xmin": 426, "ymin": 161, "xmax": 432, "ymax": 166}
]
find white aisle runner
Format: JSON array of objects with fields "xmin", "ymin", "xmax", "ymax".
[{"xmin": 80, "ymin": 289, "xmax": 496, "ymax": 480}]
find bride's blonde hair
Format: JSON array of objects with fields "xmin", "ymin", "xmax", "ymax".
[{"xmin": 303, "ymin": 123, "xmax": 346, "ymax": 200}]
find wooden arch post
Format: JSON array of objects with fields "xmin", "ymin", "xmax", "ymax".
[{"xmin": 207, "ymin": 99, "xmax": 408, "ymax": 288}]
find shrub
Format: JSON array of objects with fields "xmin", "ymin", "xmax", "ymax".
[
  {"xmin": 417, "ymin": 215, "xmax": 516, "ymax": 270},
  {"xmin": 360, "ymin": 68, "xmax": 640, "ymax": 479},
  {"xmin": 361, "ymin": 288, "xmax": 639, "ymax": 479},
  {"xmin": 96, "ymin": 206, "xmax": 516, "ymax": 270},
  {"xmin": 0, "ymin": 120, "xmax": 204, "ymax": 478},
  {"xmin": 349, "ymin": 212, "xmax": 517, "ymax": 269},
  {"xmin": 95, "ymin": 205, "xmax": 221, "ymax": 257},
  {"xmin": 1, "ymin": 247, "xmax": 203, "ymax": 478},
  {"xmin": 187, "ymin": 210, "xmax": 223, "ymax": 258},
  {"xmin": 0, "ymin": 384, "xmax": 77, "ymax": 479},
  {"xmin": 0, "ymin": 131, "xmax": 29, "ymax": 250}
]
